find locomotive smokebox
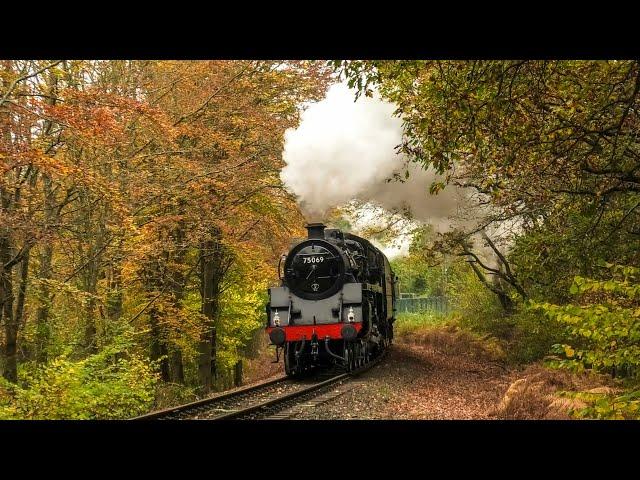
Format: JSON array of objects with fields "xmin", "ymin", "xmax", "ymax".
[{"xmin": 305, "ymin": 222, "xmax": 326, "ymax": 239}]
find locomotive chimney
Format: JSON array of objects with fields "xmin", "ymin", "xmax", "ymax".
[{"xmin": 306, "ymin": 222, "xmax": 326, "ymax": 239}]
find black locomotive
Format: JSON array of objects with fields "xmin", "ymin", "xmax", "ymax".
[{"xmin": 266, "ymin": 223, "xmax": 398, "ymax": 376}]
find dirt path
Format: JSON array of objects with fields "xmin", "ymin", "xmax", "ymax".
[{"xmin": 290, "ymin": 338, "xmax": 519, "ymax": 420}]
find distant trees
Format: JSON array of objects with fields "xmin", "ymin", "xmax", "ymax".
[{"xmin": 0, "ymin": 60, "xmax": 331, "ymax": 408}]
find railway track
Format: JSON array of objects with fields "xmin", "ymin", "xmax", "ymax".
[{"xmin": 133, "ymin": 351, "xmax": 386, "ymax": 420}]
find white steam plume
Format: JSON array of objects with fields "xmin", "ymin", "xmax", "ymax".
[
  {"xmin": 281, "ymin": 82, "xmax": 465, "ymax": 231},
  {"xmin": 282, "ymin": 83, "xmax": 403, "ymax": 220},
  {"xmin": 281, "ymin": 82, "xmax": 521, "ymax": 268}
]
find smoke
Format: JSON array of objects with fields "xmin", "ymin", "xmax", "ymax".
[
  {"xmin": 360, "ymin": 163, "xmax": 468, "ymax": 233},
  {"xmin": 282, "ymin": 83, "xmax": 402, "ymax": 220},
  {"xmin": 281, "ymin": 82, "xmax": 520, "ymax": 268},
  {"xmin": 281, "ymin": 82, "xmax": 466, "ymax": 232}
]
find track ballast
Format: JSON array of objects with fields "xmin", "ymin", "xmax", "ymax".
[{"xmin": 133, "ymin": 351, "xmax": 386, "ymax": 420}]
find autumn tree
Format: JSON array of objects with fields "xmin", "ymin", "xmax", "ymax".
[
  {"xmin": 136, "ymin": 60, "xmax": 330, "ymax": 391},
  {"xmin": 337, "ymin": 60, "xmax": 640, "ymax": 307},
  {"xmin": 1, "ymin": 58, "xmax": 330, "ymax": 406}
]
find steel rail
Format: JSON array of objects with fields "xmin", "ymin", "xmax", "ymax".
[
  {"xmin": 211, "ymin": 373, "xmax": 350, "ymax": 420},
  {"xmin": 211, "ymin": 350, "xmax": 387, "ymax": 420},
  {"xmin": 132, "ymin": 374, "xmax": 290, "ymax": 420},
  {"xmin": 133, "ymin": 349, "xmax": 387, "ymax": 421}
]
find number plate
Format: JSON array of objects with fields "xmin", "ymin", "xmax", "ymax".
[{"xmin": 302, "ymin": 256, "xmax": 325, "ymax": 264}]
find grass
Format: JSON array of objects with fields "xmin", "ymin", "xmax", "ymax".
[
  {"xmin": 377, "ymin": 384, "xmax": 393, "ymax": 402},
  {"xmin": 394, "ymin": 311, "xmax": 450, "ymax": 337},
  {"xmin": 394, "ymin": 310, "xmax": 507, "ymax": 363},
  {"xmin": 153, "ymin": 383, "xmax": 198, "ymax": 410}
]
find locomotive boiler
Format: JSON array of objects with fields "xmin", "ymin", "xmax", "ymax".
[{"xmin": 266, "ymin": 223, "xmax": 398, "ymax": 376}]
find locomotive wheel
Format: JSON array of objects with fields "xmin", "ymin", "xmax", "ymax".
[
  {"xmin": 344, "ymin": 347, "xmax": 351, "ymax": 372},
  {"xmin": 348, "ymin": 344, "xmax": 355, "ymax": 371},
  {"xmin": 344, "ymin": 343, "xmax": 354, "ymax": 372},
  {"xmin": 284, "ymin": 343, "xmax": 299, "ymax": 377},
  {"xmin": 351, "ymin": 344, "xmax": 357, "ymax": 370},
  {"xmin": 353, "ymin": 343, "xmax": 359, "ymax": 369},
  {"xmin": 284, "ymin": 343, "xmax": 294, "ymax": 376}
]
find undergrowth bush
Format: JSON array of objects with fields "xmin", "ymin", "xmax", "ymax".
[
  {"xmin": 0, "ymin": 335, "xmax": 158, "ymax": 420},
  {"xmin": 448, "ymin": 268, "xmax": 512, "ymax": 339},
  {"xmin": 534, "ymin": 264, "xmax": 640, "ymax": 419},
  {"xmin": 445, "ymin": 265, "xmax": 568, "ymax": 364},
  {"xmin": 506, "ymin": 308, "xmax": 567, "ymax": 365}
]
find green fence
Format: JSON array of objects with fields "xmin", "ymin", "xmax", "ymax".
[{"xmin": 396, "ymin": 296, "xmax": 449, "ymax": 314}]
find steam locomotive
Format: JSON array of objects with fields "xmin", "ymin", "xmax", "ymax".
[{"xmin": 266, "ymin": 223, "xmax": 398, "ymax": 376}]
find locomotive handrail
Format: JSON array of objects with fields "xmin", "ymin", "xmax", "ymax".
[
  {"xmin": 324, "ymin": 337, "xmax": 346, "ymax": 364},
  {"xmin": 278, "ymin": 253, "xmax": 286, "ymax": 281},
  {"xmin": 287, "ymin": 298, "xmax": 292, "ymax": 325}
]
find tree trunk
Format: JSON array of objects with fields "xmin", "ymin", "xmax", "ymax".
[
  {"xmin": 143, "ymin": 223, "xmax": 188, "ymax": 385},
  {"xmin": 83, "ymin": 297, "xmax": 98, "ymax": 354},
  {"xmin": 0, "ymin": 62, "xmax": 18, "ymax": 381},
  {"xmin": 35, "ymin": 245, "xmax": 52, "ymax": 363},
  {"xmin": 167, "ymin": 223, "xmax": 186, "ymax": 384},
  {"xmin": 149, "ymin": 306, "xmax": 170, "ymax": 382},
  {"xmin": 169, "ymin": 349, "xmax": 185, "ymax": 384},
  {"xmin": 467, "ymin": 258, "xmax": 515, "ymax": 315},
  {"xmin": 0, "ymin": 233, "xmax": 17, "ymax": 383},
  {"xmin": 496, "ymin": 289, "xmax": 515, "ymax": 314},
  {"xmin": 35, "ymin": 176, "xmax": 54, "ymax": 363},
  {"xmin": 197, "ymin": 236, "xmax": 223, "ymax": 394},
  {"xmin": 15, "ymin": 251, "xmax": 29, "ymax": 329},
  {"xmin": 14, "ymin": 252, "xmax": 29, "ymax": 362},
  {"xmin": 81, "ymin": 248, "xmax": 100, "ymax": 355},
  {"xmin": 234, "ymin": 360, "xmax": 243, "ymax": 387},
  {"xmin": 34, "ymin": 71, "xmax": 60, "ymax": 363},
  {"xmin": 106, "ymin": 260, "xmax": 123, "ymax": 321},
  {"xmin": 79, "ymin": 192, "xmax": 105, "ymax": 355}
]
